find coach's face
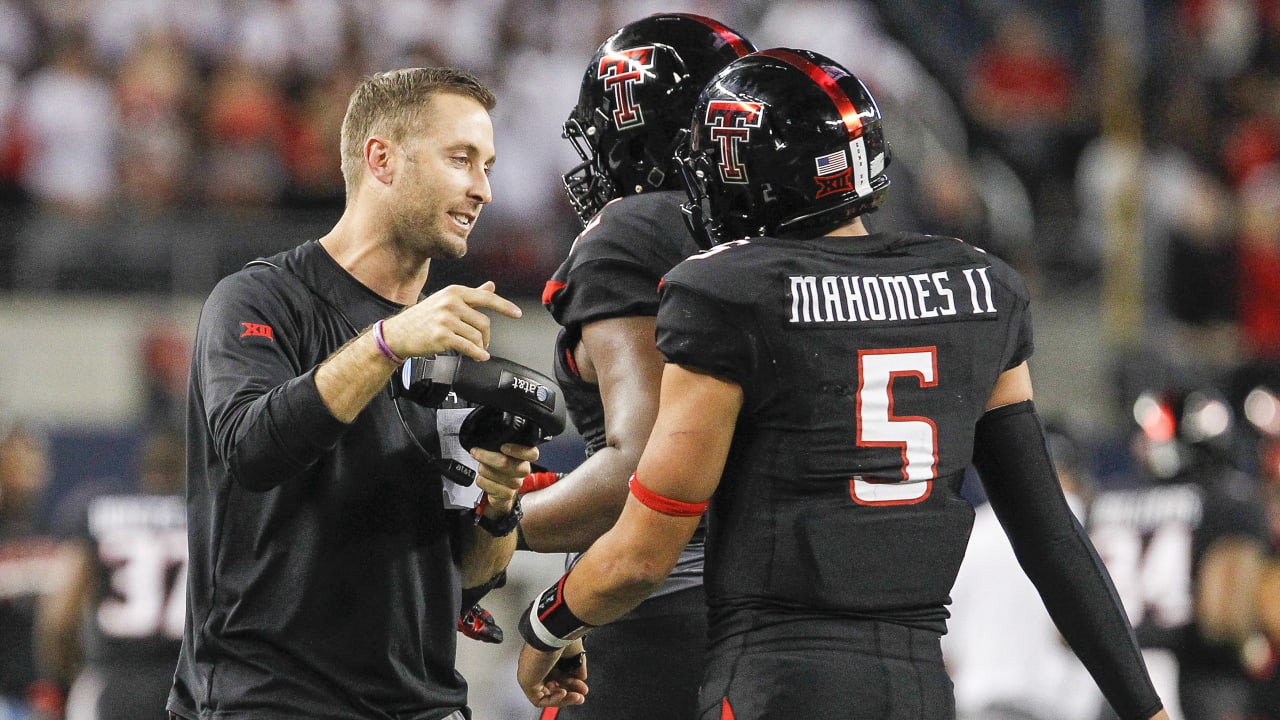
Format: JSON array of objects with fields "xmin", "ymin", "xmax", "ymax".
[{"xmin": 389, "ymin": 92, "xmax": 495, "ymax": 260}]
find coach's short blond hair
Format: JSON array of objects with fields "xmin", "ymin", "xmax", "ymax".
[{"xmin": 339, "ymin": 67, "xmax": 496, "ymax": 198}]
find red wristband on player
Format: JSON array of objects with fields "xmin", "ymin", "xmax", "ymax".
[
  {"xmin": 520, "ymin": 471, "xmax": 561, "ymax": 494},
  {"xmin": 627, "ymin": 473, "xmax": 709, "ymax": 517}
]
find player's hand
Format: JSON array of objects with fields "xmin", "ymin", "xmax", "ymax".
[
  {"xmin": 518, "ymin": 638, "xmax": 588, "ymax": 707},
  {"xmin": 382, "ymin": 281, "xmax": 521, "ymax": 362},
  {"xmin": 472, "ymin": 442, "xmax": 538, "ymax": 516}
]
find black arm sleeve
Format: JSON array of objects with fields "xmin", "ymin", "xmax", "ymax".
[{"xmin": 972, "ymin": 400, "xmax": 1163, "ymax": 720}]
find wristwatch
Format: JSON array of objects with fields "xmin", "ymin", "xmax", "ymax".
[{"xmin": 475, "ymin": 494, "xmax": 523, "ymax": 537}]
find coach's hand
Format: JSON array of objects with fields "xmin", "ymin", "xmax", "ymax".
[
  {"xmin": 381, "ymin": 281, "xmax": 521, "ymax": 362},
  {"xmin": 471, "ymin": 442, "xmax": 538, "ymax": 517}
]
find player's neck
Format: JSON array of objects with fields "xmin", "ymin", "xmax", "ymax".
[{"xmin": 825, "ymin": 216, "xmax": 869, "ymax": 237}]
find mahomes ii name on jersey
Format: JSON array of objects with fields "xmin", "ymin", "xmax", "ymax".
[{"xmin": 788, "ymin": 264, "xmax": 999, "ymax": 325}]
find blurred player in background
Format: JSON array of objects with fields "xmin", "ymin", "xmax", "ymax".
[
  {"xmin": 1088, "ymin": 387, "xmax": 1268, "ymax": 720},
  {"xmin": 1255, "ymin": 563, "xmax": 1280, "ymax": 718},
  {"xmin": 516, "ymin": 48, "xmax": 1169, "ymax": 720},
  {"xmin": 39, "ymin": 427, "xmax": 186, "ymax": 720},
  {"xmin": 0, "ymin": 418, "xmax": 65, "ymax": 720},
  {"xmin": 518, "ymin": 13, "xmax": 756, "ymax": 719},
  {"xmin": 1246, "ymin": 388, "xmax": 1280, "ymax": 718}
]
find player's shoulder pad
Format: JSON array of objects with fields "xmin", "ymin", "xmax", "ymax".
[
  {"xmin": 573, "ymin": 191, "xmax": 688, "ymax": 262},
  {"xmin": 906, "ymin": 232, "xmax": 1031, "ymax": 304},
  {"xmin": 662, "ymin": 238, "xmax": 768, "ymax": 301}
]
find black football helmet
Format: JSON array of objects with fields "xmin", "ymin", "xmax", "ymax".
[
  {"xmin": 1242, "ymin": 384, "xmax": 1280, "ymax": 439},
  {"xmin": 1131, "ymin": 386, "xmax": 1236, "ymax": 480},
  {"xmin": 676, "ymin": 48, "xmax": 891, "ymax": 247},
  {"xmin": 561, "ymin": 13, "xmax": 756, "ymax": 225}
]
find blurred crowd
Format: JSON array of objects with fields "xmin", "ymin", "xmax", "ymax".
[
  {"xmin": 1, "ymin": 0, "xmax": 1280, "ymax": 718},
  {"xmin": 0, "ymin": 0, "xmax": 1275, "ymax": 376}
]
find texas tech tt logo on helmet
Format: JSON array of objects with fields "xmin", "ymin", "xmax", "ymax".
[
  {"xmin": 598, "ymin": 47, "xmax": 656, "ymax": 130},
  {"xmin": 705, "ymin": 100, "xmax": 763, "ymax": 184}
]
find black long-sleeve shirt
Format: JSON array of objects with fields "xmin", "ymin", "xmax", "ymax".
[{"xmin": 169, "ymin": 240, "xmax": 475, "ymax": 720}]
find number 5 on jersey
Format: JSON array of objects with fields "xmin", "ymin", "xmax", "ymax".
[{"xmin": 853, "ymin": 347, "xmax": 938, "ymax": 505}]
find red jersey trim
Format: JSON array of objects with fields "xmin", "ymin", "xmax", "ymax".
[{"xmin": 542, "ymin": 280, "xmax": 567, "ymax": 306}]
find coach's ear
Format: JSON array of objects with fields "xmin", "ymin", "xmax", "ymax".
[{"xmin": 365, "ymin": 136, "xmax": 396, "ymax": 186}]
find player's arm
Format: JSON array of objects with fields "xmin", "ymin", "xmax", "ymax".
[
  {"xmin": 1197, "ymin": 535, "xmax": 1264, "ymax": 647},
  {"xmin": 34, "ymin": 541, "xmax": 93, "ymax": 687},
  {"xmin": 515, "ymin": 363, "xmax": 742, "ymax": 708},
  {"xmin": 972, "ymin": 362, "xmax": 1168, "ymax": 720},
  {"xmin": 519, "ymin": 315, "xmax": 665, "ymax": 551}
]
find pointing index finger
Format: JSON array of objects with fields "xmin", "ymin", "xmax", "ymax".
[{"xmin": 469, "ymin": 281, "xmax": 523, "ymax": 319}]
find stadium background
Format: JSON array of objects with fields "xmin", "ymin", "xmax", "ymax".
[{"xmin": 1, "ymin": 0, "xmax": 1277, "ymax": 716}]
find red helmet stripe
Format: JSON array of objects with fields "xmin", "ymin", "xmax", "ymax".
[
  {"xmin": 758, "ymin": 48, "xmax": 864, "ymax": 140},
  {"xmin": 668, "ymin": 13, "xmax": 753, "ymax": 56}
]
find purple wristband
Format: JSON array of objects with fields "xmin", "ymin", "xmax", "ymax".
[{"xmin": 371, "ymin": 319, "xmax": 405, "ymax": 365}]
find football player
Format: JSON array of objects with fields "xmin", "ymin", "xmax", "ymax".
[
  {"xmin": 40, "ymin": 428, "xmax": 188, "ymax": 720},
  {"xmin": 1089, "ymin": 387, "xmax": 1269, "ymax": 720},
  {"xmin": 516, "ymin": 13, "xmax": 755, "ymax": 720},
  {"xmin": 516, "ymin": 48, "xmax": 1171, "ymax": 720}
]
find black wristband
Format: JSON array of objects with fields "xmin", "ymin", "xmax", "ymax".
[
  {"xmin": 460, "ymin": 569, "xmax": 508, "ymax": 609},
  {"xmin": 519, "ymin": 575, "xmax": 593, "ymax": 651},
  {"xmin": 475, "ymin": 493, "xmax": 522, "ymax": 537},
  {"xmin": 555, "ymin": 651, "xmax": 586, "ymax": 672}
]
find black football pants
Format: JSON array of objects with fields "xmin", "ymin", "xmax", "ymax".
[{"xmin": 700, "ymin": 615, "xmax": 955, "ymax": 719}]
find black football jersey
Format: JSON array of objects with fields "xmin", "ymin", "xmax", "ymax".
[
  {"xmin": 543, "ymin": 190, "xmax": 699, "ymax": 455},
  {"xmin": 656, "ymin": 231, "xmax": 1033, "ymax": 633},
  {"xmin": 75, "ymin": 491, "xmax": 187, "ymax": 666},
  {"xmin": 543, "ymin": 190, "xmax": 706, "ymax": 596},
  {"xmin": 1087, "ymin": 469, "xmax": 1268, "ymax": 672}
]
